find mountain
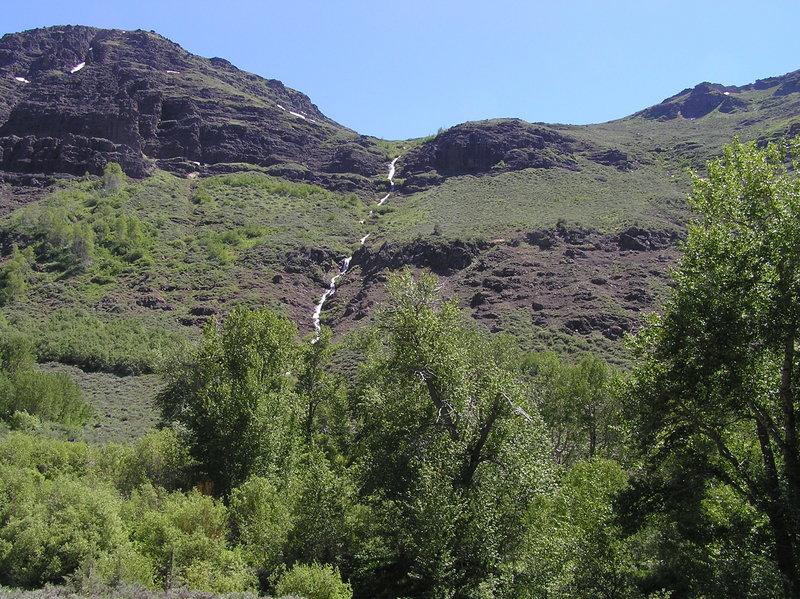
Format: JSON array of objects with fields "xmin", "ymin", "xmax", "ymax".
[
  {"xmin": 0, "ymin": 25, "xmax": 390, "ymax": 191},
  {"xmin": 1, "ymin": 25, "xmax": 800, "ymax": 383}
]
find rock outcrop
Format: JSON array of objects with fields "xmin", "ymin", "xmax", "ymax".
[
  {"xmin": 0, "ymin": 26, "xmax": 389, "ymax": 185},
  {"xmin": 641, "ymin": 82, "xmax": 749, "ymax": 120},
  {"xmin": 399, "ymin": 119, "xmax": 583, "ymax": 186}
]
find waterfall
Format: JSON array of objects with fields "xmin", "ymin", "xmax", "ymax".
[{"xmin": 311, "ymin": 157, "xmax": 399, "ymax": 337}]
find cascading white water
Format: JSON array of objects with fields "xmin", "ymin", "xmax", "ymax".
[
  {"xmin": 311, "ymin": 157, "xmax": 399, "ymax": 336},
  {"xmin": 377, "ymin": 157, "xmax": 398, "ymax": 206},
  {"xmin": 311, "ymin": 257, "xmax": 352, "ymax": 332}
]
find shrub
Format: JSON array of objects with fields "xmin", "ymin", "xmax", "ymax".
[
  {"xmin": 115, "ymin": 428, "xmax": 194, "ymax": 493},
  {"xmin": 34, "ymin": 309, "xmax": 183, "ymax": 375},
  {"xmin": 273, "ymin": 563, "xmax": 352, "ymax": 599},
  {"xmin": 0, "ymin": 249, "xmax": 33, "ymax": 305},
  {"xmin": 0, "ymin": 474, "xmax": 129, "ymax": 588},
  {"xmin": 0, "ymin": 369, "xmax": 91, "ymax": 427},
  {"xmin": 7, "ymin": 411, "xmax": 40, "ymax": 432},
  {"xmin": 102, "ymin": 163, "xmax": 126, "ymax": 195},
  {"xmin": 130, "ymin": 488, "xmax": 255, "ymax": 592}
]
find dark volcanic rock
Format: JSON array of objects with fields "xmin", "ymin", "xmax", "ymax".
[
  {"xmin": 0, "ymin": 26, "xmax": 389, "ymax": 182},
  {"xmin": 616, "ymin": 227, "xmax": 681, "ymax": 251},
  {"xmin": 283, "ymin": 246, "xmax": 340, "ymax": 284},
  {"xmin": 641, "ymin": 82, "xmax": 748, "ymax": 120},
  {"xmin": 355, "ymin": 238, "xmax": 488, "ymax": 277},
  {"xmin": 399, "ymin": 119, "xmax": 583, "ymax": 186}
]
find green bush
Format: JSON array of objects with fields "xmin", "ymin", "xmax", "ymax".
[
  {"xmin": 0, "ymin": 369, "xmax": 91, "ymax": 427},
  {"xmin": 0, "ymin": 472, "xmax": 130, "ymax": 588},
  {"xmin": 129, "ymin": 488, "xmax": 255, "ymax": 592},
  {"xmin": 0, "ymin": 249, "xmax": 32, "ymax": 305},
  {"xmin": 115, "ymin": 428, "xmax": 194, "ymax": 493},
  {"xmin": 0, "ymin": 433, "xmax": 90, "ymax": 478},
  {"xmin": 229, "ymin": 476, "xmax": 295, "ymax": 575},
  {"xmin": 273, "ymin": 563, "xmax": 352, "ymax": 599},
  {"xmin": 34, "ymin": 309, "xmax": 183, "ymax": 375},
  {"xmin": 7, "ymin": 411, "xmax": 40, "ymax": 432}
]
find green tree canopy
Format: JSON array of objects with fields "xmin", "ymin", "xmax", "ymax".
[
  {"xmin": 353, "ymin": 270, "xmax": 554, "ymax": 598},
  {"xmin": 626, "ymin": 138, "xmax": 800, "ymax": 596},
  {"xmin": 156, "ymin": 307, "xmax": 303, "ymax": 495}
]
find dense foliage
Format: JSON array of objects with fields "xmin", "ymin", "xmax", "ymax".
[
  {"xmin": 2, "ymin": 139, "xmax": 800, "ymax": 598},
  {"xmin": 624, "ymin": 138, "xmax": 800, "ymax": 597}
]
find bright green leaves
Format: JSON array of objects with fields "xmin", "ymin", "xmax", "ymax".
[
  {"xmin": 525, "ymin": 352, "xmax": 622, "ymax": 465},
  {"xmin": 354, "ymin": 270, "xmax": 553, "ymax": 598},
  {"xmin": 625, "ymin": 137, "xmax": 800, "ymax": 596},
  {"xmin": 157, "ymin": 307, "xmax": 302, "ymax": 495}
]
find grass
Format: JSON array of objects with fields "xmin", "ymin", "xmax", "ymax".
[
  {"xmin": 37, "ymin": 363, "xmax": 162, "ymax": 444},
  {"xmin": 376, "ymin": 158, "xmax": 688, "ymax": 244}
]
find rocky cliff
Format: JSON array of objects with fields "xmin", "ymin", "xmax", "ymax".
[{"xmin": 0, "ymin": 26, "xmax": 389, "ymax": 189}]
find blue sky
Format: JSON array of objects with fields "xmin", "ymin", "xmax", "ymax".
[{"xmin": 5, "ymin": 0, "xmax": 800, "ymax": 139}]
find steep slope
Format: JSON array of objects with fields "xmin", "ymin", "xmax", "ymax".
[
  {"xmin": 2, "ymin": 25, "xmax": 800, "ymax": 372},
  {"xmin": 0, "ymin": 26, "xmax": 390, "ymax": 192}
]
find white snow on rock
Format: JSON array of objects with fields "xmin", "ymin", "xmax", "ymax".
[
  {"xmin": 359, "ymin": 233, "xmax": 371, "ymax": 245},
  {"xmin": 70, "ymin": 62, "xmax": 86, "ymax": 73},
  {"xmin": 166, "ymin": 70, "xmax": 179, "ymax": 74},
  {"xmin": 14, "ymin": 76, "xmax": 30, "ymax": 83},
  {"xmin": 289, "ymin": 111, "xmax": 307, "ymax": 120},
  {"xmin": 276, "ymin": 104, "xmax": 286, "ymax": 111}
]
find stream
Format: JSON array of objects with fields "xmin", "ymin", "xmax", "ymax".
[{"xmin": 311, "ymin": 157, "xmax": 399, "ymax": 336}]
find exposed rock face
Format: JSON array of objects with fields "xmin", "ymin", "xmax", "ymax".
[
  {"xmin": 641, "ymin": 81, "xmax": 749, "ymax": 120},
  {"xmin": 321, "ymin": 228, "xmax": 684, "ymax": 354},
  {"xmin": 0, "ymin": 26, "xmax": 389, "ymax": 184},
  {"xmin": 397, "ymin": 118, "xmax": 646, "ymax": 191},
  {"xmin": 400, "ymin": 119, "xmax": 583, "ymax": 184},
  {"xmin": 354, "ymin": 238, "xmax": 489, "ymax": 276}
]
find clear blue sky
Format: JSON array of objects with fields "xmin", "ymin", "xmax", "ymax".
[{"xmin": 4, "ymin": 0, "xmax": 800, "ymax": 139}]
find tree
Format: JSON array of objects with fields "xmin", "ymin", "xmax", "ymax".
[
  {"xmin": 523, "ymin": 459, "xmax": 638, "ymax": 599},
  {"xmin": 626, "ymin": 138, "xmax": 800, "ymax": 596},
  {"xmin": 353, "ymin": 270, "xmax": 553, "ymax": 598},
  {"xmin": 525, "ymin": 352, "xmax": 622, "ymax": 465},
  {"xmin": 102, "ymin": 162, "xmax": 126, "ymax": 195},
  {"xmin": 156, "ymin": 307, "xmax": 302, "ymax": 495}
]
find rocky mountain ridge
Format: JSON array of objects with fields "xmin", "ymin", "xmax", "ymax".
[
  {"xmin": 1, "ymin": 25, "xmax": 800, "ymax": 360},
  {"xmin": 0, "ymin": 25, "xmax": 389, "ymax": 192}
]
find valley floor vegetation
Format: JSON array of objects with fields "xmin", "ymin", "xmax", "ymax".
[{"xmin": 0, "ymin": 138, "xmax": 799, "ymax": 599}]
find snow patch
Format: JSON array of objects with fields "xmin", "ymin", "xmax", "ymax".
[
  {"xmin": 166, "ymin": 70, "xmax": 179, "ymax": 74},
  {"xmin": 70, "ymin": 62, "xmax": 86, "ymax": 73},
  {"xmin": 359, "ymin": 233, "xmax": 370, "ymax": 245},
  {"xmin": 289, "ymin": 111, "xmax": 307, "ymax": 120},
  {"xmin": 276, "ymin": 104, "xmax": 286, "ymax": 111},
  {"xmin": 14, "ymin": 76, "xmax": 30, "ymax": 83}
]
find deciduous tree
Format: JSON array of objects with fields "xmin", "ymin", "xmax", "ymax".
[{"xmin": 626, "ymin": 138, "xmax": 800, "ymax": 596}]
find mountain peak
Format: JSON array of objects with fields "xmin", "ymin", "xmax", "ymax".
[{"xmin": 0, "ymin": 25, "xmax": 389, "ymax": 191}]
